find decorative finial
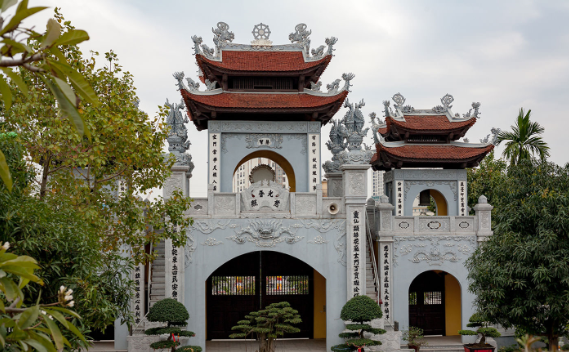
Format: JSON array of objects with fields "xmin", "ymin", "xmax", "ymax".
[
  {"xmin": 212, "ymin": 22, "xmax": 234, "ymax": 55},
  {"xmin": 392, "ymin": 93, "xmax": 406, "ymax": 109},
  {"xmin": 464, "ymin": 102, "xmax": 481, "ymax": 118},
  {"xmin": 252, "ymin": 23, "xmax": 271, "ymax": 40},
  {"xmin": 289, "ymin": 23, "xmax": 312, "ymax": 54},
  {"xmin": 441, "ymin": 93, "xmax": 454, "ymax": 109}
]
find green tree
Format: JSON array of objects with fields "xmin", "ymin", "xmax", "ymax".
[
  {"xmin": 332, "ymin": 295, "xmax": 386, "ymax": 352},
  {"xmin": 497, "ymin": 108, "xmax": 550, "ymax": 165},
  {"xmin": 0, "ymin": 0, "xmax": 99, "ymax": 191},
  {"xmin": 466, "ymin": 150, "xmax": 508, "ymax": 214},
  {"xmin": 0, "ymin": 10, "xmax": 193, "ymax": 345},
  {"xmin": 230, "ymin": 301, "xmax": 302, "ymax": 352},
  {"xmin": 466, "ymin": 160, "xmax": 569, "ymax": 351}
]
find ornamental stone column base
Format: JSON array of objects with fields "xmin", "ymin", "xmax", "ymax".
[
  {"xmin": 164, "ymin": 165, "xmax": 191, "ymax": 199},
  {"xmin": 474, "ymin": 195, "xmax": 493, "ymax": 241}
]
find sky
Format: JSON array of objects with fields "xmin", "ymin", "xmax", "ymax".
[{"xmin": 27, "ymin": 0, "xmax": 569, "ymax": 197}]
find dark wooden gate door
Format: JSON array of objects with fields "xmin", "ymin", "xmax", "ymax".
[
  {"xmin": 409, "ymin": 271, "xmax": 445, "ymax": 335},
  {"xmin": 207, "ymin": 251, "xmax": 314, "ymax": 340}
]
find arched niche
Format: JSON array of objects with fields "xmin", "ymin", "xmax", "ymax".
[
  {"xmin": 406, "ymin": 185, "xmax": 455, "ymax": 216},
  {"xmin": 233, "ymin": 150, "xmax": 296, "ymax": 192}
]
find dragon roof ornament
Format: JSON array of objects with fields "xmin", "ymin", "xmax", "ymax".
[
  {"xmin": 325, "ymin": 73, "xmax": 355, "ymax": 94},
  {"xmin": 172, "ymin": 71, "xmax": 221, "ymax": 95},
  {"xmin": 480, "ymin": 127, "xmax": 501, "ymax": 146}
]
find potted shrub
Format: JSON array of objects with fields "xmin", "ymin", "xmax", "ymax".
[
  {"xmin": 402, "ymin": 326, "xmax": 428, "ymax": 352},
  {"xmin": 230, "ymin": 301, "xmax": 302, "ymax": 352},
  {"xmin": 144, "ymin": 298, "xmax": 201, "ymax": 352},
  {"xmin": 331, "ymin": 295, "xmax": 386, "ymax": 352},
  {"xmin": 462, "ymin": 313, "xmax": 501, "ymax": 352},
  {"xmin": 459, "ymin": 329, "xmax": 479, "ymax": 344}
]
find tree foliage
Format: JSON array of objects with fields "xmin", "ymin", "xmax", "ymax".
[
  {"xmin": 0, "ymin": 9, "xmax": 194, "ymax": 345},
  {"xmin": 145, "ymin": 298, "xmax": 197, "ymax": 352},
  {"xmin": 0, "ymin": 243, "xmax": 87, "ymax": 351},
  {"xmin": 332, "ymin": 295, "xmax": 385, "ymax": 352},
  {"xmin": 230, "ymin": 301, "xmax": 302, "ymax": 352},
  {"xmin": 466, "ymin": 160, "xmax": 569, "ymax": 351},
  {"xmin": 497, "ymin": 108, "xmax": 550, "ymax": 165},
  {"xmin": 0, "ymin": 0, "xmax": 99, "ymax": 191},
  {"xmin": 466, "ymin": 150, "xmax": 508, "ymax": 214}
]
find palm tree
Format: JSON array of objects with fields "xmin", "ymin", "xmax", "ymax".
[{"xmin": 497, "ymin": 108, "xmax": 549, "ymax": 165}]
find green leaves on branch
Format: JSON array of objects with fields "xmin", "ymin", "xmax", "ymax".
[
  {"xmin": 0, "ymin": 245, "xmax": 87, "ymax": 351},
  {"xmin": 0, "ymin": 0, "xmax": 97, "ymax": 192},
  {"xmin": 0, "ymin": 150, "xmax": 11, "ymax": 192}
]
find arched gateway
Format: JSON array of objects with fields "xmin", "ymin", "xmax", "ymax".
[{"xmin": 118, "ymin": 22, "xmax": 498, "ymax": 352}]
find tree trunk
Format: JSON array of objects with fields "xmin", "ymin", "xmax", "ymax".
[
  {"xmin": 39, "ymin": 154, "xmax": 51, "ymax": 199},
  {"xmin": 546, "ymin": 333, "xmax": 558, "ymax": 351}
]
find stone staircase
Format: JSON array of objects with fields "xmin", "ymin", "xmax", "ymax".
[
  {"xmin": 149, "ymin": 241, "xmax": 166, "ymax": 307},
  {"xmin": 365, "ymin": 242, "xmax": 378, "ymax": 301}
]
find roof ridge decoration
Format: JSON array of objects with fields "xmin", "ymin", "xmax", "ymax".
[
  {"xmin": 191, "ymin": 22, "xmax": 337, "ymax": 62},
  {"xmin": 480, "ymin": 127, "xmax": 501, "ymax": 146},
  {"xmin": 173, "ymin": 71, "xmax": 222, "ymax": 96},
  {"xmin": 305, "ymin": 73, "xmax": 354, "ymax": 97},
  {"xmin": 165, "ymin": 98, "xmax": 194, "ymax": 172},
  {"xmin": 381, "ymin": 92, "xmax": 483, "ymax": 122}
]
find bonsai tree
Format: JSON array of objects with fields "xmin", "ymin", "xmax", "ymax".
[
  {"xmin": 402, "ymin": 326, "xmax": 428, "ymax": 352},
  {"xmin": 461, "ymin": 313, "xmax": 501, "ymax": 350},
  {"xmin": 230, "ymin": 301, "xmax": 302, "ymax": 352},
  {"xmin": 331, "ymin": 295, "xmax": 386, "ymax": 352},
  {"xmin": 144, "ymin": 298, "xmax": 201, "ymax": 352}
]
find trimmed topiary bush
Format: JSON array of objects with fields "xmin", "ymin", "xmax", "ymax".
[
  {"xmin": 230, "ymin": 301, "xmax": 302, "ymax": 352},
  {"xmin": 145, "ymin": 298, "xmax": 197, "ymax": 351},
  {"xmin": 332, "ymin": 295, "xmax": 386, "ymax": 352}
]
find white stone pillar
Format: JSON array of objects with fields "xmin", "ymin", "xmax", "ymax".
[
  {"xmin": 325, "ymin": 172, "xmax": 343, "ymax": 197},
  {"xmin": 164, "ymin": 165, "xmax": 190, "ymax": 199},
  {"xmin": 474, "ymin": 195, "xmax": 493, "ymax": 241},
  {"xmin": 377, "ymin": 195, "xmax": 395, "ymax": 326},
  {"xmin": 208, "ymin": 131, "xmax": 221, "ymax": 192},
  {"xmin": 341, "ymin": 164, "xmax": 369, "ymax": 300},
  {"xmin": 165, "ymin": 239, "xmax": 185, "ymax": 302},
  {"xmin": 132, "ymin": 263, "xmax": 145, "ymax": 330}
]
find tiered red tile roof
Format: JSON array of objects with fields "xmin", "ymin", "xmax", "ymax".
[
  {"xmin": 196, "ymin": 51, "xmax": 331, "ymax": 72},
  {"xmin": 377, "ymin": 115, "xmax": 477, "ymax": 136},
  {"xmin": 371, "ymin": 144, "xmax": 494, "ymax": 164},
  {"xmin": 182, "ymin": 90, "xmax": 348, "ymax": 110}
]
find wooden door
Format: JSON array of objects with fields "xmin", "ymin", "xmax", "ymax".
[{"xmin": 408, "ymin": 271, "xmax": 445, "ymax": 335}]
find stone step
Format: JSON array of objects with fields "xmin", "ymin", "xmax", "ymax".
[
  {"xmin": 152, "ymin": 276, "xmax": 165, "ymax": 283},
  {"xmin": 152, "ymin": 265, "xmax": 165, "ymax": 272},
  {"xmin": 151, "ymin": 289, "xmax": 165, "ymax": 296},
  {"xmin": 152, "ymin": 283, "xmax": 165, "ymax": 290},
  {"xmin": 153, "ymin": 259, "xmax": 165, "ymax": 266}
]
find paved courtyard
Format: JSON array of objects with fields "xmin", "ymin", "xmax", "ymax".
[{"xmin": 206, "ymin": 339, "xmax": 326, "ymax": 352}]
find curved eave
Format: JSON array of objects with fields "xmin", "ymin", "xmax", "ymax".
[
  {"xmin": 379, "ymin": 115, "xmax": 477, "ymax": 141},
  {"xmin": 196, "ymin": 53, "xmax": 331, "ymax": 87},
  {"xmin": 370, "ymin": 143, "xmax": 494, "ymax": 171},
  {"xmin": 181, "ymin": 90, "xmax": 348, "ymax": 131}
]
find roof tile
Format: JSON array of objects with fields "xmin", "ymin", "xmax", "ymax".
[{"xmin": 197, "ymin": 51, "xmax": 331, "ymax": 72}]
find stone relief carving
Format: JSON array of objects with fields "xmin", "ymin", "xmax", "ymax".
[
  {"xmin": 308, "ymin": 235, "xmax": 328, "ymax": 244},
  {"xmin": 334, "ymin": 229, "xmax": 347, "ymax": 267},
  {"xmin": 214, "ymin": 196, "xmax": 235, "ymax": 215},
  {"xmin": 163, "ymin": 174, "xmax": 183, "ymax": 198},
  {"xmin": 227, "ymin": 220, "xmax": 303, "ymax": 247},
  {"xmin": 348, "ymin": 173, "xmax": 365, "ymax": 195},
  {"xmin": 245, "ymin": 134, "xmax": 283, "ymax": 149},
  {"xmin": 185, "ymin": 220, "xmax": 233, "ymax": 265},
  {"xmin": 392, "ymin": 235, "xmax": 476, "ymax": 267},
  {"xmin": 394, "ymin": 169, "xmax": 465, "ymax": 181},
  {"xmin": 418, "ymin": 218, "xmax": 450, "ymax": 232},
  {"xmin": 218, "ymin": 121, "xmax": 308, "ymax": 133},
  {"xmin": 296, "ymin": 196, "xmax": 316, "ymax": 215},
  {"xmin": 220, "ymin": 134, "xmax": 243, "ymax": 153},
  {"xmin": 404, "ymin": 181, "xmax": 458, "ymax": 201},
  {"xmin": 202, "ymin": 238, "xmax": 223, "ymax": 246}
]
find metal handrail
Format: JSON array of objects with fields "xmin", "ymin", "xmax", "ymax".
[{"xmin": 365, "ymin": 211, "xmax": 380, "ymax": 306}]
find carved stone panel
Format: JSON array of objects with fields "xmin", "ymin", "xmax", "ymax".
[
  {"xmin": 295, "ymin": 194, "xmax": 317, "ymax": 216},
  {"xmin": 347, "ymin": 173, "xmax": 365, "ymax": 196},
  {"xmin": 418, "ymin": 217, "xmax": 450, "ymax": 232},
  {"xmin": 163, "ymin": 173, "xmax": 184, "ymax": 199},
  {"xmin": 214, "ymin": 194, "xmax": 236, "ymax": 215}
]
